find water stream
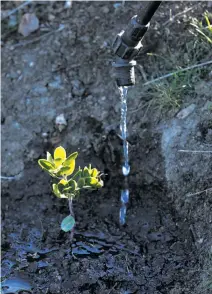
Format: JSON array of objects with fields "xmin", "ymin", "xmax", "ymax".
[{"xmin": 119, "ymin": 86, "xmax": 130, "ymax": 225}]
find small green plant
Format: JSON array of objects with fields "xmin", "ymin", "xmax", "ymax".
[
  {"xmin": 38, "ymin": 146, "xmax": 103, "ymax": 234},
  {"xmin": 190, "ymin": 11, "xmax": 212, "ymax": 44}
]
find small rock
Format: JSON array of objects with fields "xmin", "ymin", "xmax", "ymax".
[
  {"xmin": 48, "ymin": 14, "xmax": 55, "ymax": 21},
  {"xmin": 31, "ymin": 84, "xmax": 48, "ymax": 95},
  {"xmin": 18, "ymin": 13, "xmax": 39, "ymax": 37},
  {"xmin": 55, "ymin": 113, "xmax": 67, "ymax": 132},
  {"xmin": 71, "ymin": 80, "xmax": 85, "ymax": 97},
  {"xmin": 176, "ymin": 104, "xmax": 196, "ymax": 119},
  {"xmin": 49, "ymin": 76, "xmax": 63, "ymax": 89},
  {"xmin": 102, "ymin": 6, "xmax": 110, "ymax": 14}
]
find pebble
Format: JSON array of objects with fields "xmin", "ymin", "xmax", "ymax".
[
  {"xmin": 49, "ymin": 76, "xmax": 63, "ymax": 89},
  {"xmin": 55, "ymin": 113, "xmax": 67, "ymax": 132},
  {"xmin": 176, "ymin": 104, "xmax": 196, "ymax": 119},
  {"xmin": 31, "ymin": 85, "xmax": 48, "ymax": 95},
  {"xmin": 71, "ymin": 79, "xmax": 85, "ymax": 97},
  {"xmin": 102, "ymin": 6, "xmax": 110, "ymax": 14},
  {"xmin": 18, "ymin": 13, "xmax": 39, "ymax": 37}
]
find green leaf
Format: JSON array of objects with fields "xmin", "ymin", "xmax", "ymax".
[
  {"xmin": 95, "ymin": 180, "xmax": 104, "ymax": 188},
  {"xmin": 83, "ymin": 167, "xmax": 90, "ymax": 177},
  {"xmin": 52, "ymin": 183, "xmax": 68, "ymax": 198},
  {"xmin": 85, "ymin": 177, "xmax": 98, "ymax": 186},
  {"xmin": 63, "ymin": 152, "xmax": 78, "ymax": 166},
  {"xmin": 47, "ymin": 152, "xmax": 54, "ymax": 164},
  {"xmin": 72, "ymin": 170, "xmax": 82, "ymax": 181},
  {"xmin": 52, "ymin": 184, "xmax": 61, "ymax": 197},
  {"xmin": 38, "ymin": 159, "xmax": 55, "ymax": 171},
  {"xmin": 64, "ymin": 180, "xmax": 77, "ymax": 193},
  {"xmin": 61, "ymin": 215, "xmax": 75, "ymax": 232},
  {"xmin": 58, "ymin": 166, "xmax": 73, "ymax": 176},
  {"xmin": 78, "ymin": 178, "xmax": 85, "ymax": 188}
]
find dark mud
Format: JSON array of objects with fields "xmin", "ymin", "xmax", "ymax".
[{"xmin": 2, "ymin": 132, "xmax": 199, "ymax": 293}]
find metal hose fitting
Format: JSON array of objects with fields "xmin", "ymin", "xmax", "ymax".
[{"xmin": 112, "ymin": 59, "xmax": 136, "ymax": 87}]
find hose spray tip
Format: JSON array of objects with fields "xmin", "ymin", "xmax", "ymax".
[{"xmin": 112, "ymin": 59, "xmax": 136, "ymax": 87}]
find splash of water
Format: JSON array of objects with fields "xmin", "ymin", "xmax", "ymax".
[
  {"xmin": 119, "ymin": 86, "xmax": 130, "ymax": 225},
  {"xmin": 119, "ymin": 86, "xmax": 130, "ymax": 176}
]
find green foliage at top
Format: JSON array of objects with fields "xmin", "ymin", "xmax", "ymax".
[
  {"xmin": 190, "ymin": 11, "xmax": 212, "ymax": 44},
  {"xmin": 38, "ymin": 146, "xmax": 103, "ymax": 199}
]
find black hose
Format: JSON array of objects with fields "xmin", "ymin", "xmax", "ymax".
[{"xmin": 137, "ymin": 1, "xmax": 162, "ymax": 25}]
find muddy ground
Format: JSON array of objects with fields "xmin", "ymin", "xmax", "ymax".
[{"xmin": 1, "ymin": 1, "xmax": 212, "ymax": 293}]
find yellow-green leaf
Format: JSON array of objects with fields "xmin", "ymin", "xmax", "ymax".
[
  {"xmin": 52, "ymin": 184, "xmax": 68, "ymax": 198},
  {"xmin": 38, "ymin": 159, "xmax": 55, "ymax": 171},
  {"xmin": 95, "ymin": 180, "xmax": 104, "ymax": 188},
  {"xmin": 54, "ymin": 157, "xmax": 63, "ymax": 168},
  {"xmin": 59, "ymin": 179, "xmax": 68, "ymax": 186},
  {"xmin": 91, "ymin": 168, "xmax": 99, "ymax": 177},
  {"xmin": 47, "ymin": 152, "xmax": 54, "ymax": 164},
  {"xmin": 53, "ymin": 183, "xmax": 62, "ymax": 198},
  {"xmin": 63, "ymin": 152, "xmax": 78, "ymax": 166},
  {"xmin": 63, "ymin": 180, "xmax": 77, "ymax": 193},
  {"xmin": 54, "ymin": 146, "xmax": 66, "ymax": 160},
  {"xmin": 85, "ymin": 177, "xmax": 98, "ymax": 186},
  {"xmin": 59, "ymin": 162, "xmax": 75, "ymax": 176}
]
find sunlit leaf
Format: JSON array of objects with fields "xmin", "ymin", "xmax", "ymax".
[
  {"xmin": 95, "ymin": 180, "xmax": 104, "ymax": 188},
  {"xmin": 38, "ymin": 159, "xmax": 55, "ymax": 171},
  {"xmin": 54, "ymin": 157, "xmax": 63, "ymax": 167},
  {"xmin": 91, "ymin": 168, "xmax": 99, "ymax": 177},
  {"xmin": 58, "ymin": 166, "xmax": 71, "ymax": 175},
  {"xmin": 204, "ymin": 14, "xmax": 212, "ymax": 32},
  {"xmin": 61, "ymin": 215, "xmax": 75, "ymax": 232},
  {"xmin": 52, "ymin": 183, "xmax": 61, "ymax": 197},
  {"xmin": 85, "ymin": 177, "xmax": 98, "ymax": 186},
  {"xmin": 63, "ymin": 152, "xmax": 78, "ymax": 166},
  {"xmin": 54, "ymin": 146, "xmax": 66, "ymax": 161},
  {"xmin": 47, "ymin": 152, "xmax": 54, "ymax": 164},
  {"xmin": 63, "ymin": 161, "xmax": 75, "ymax": 176},
  {"xmin": 59, "ymin": 179, "xmax": 68, "ymax": 186}
]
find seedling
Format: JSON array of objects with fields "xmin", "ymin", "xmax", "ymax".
[{"xmin": 38, "ymin": 146, "xmax": 103, "ymax": 234}]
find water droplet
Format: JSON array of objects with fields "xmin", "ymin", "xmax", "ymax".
[
  {"xmin": 121, "ymin": 189, "xmax": 129, "ymax": 204},
  {"xmin": 119, "ymin": 206, "xmax": 126, "ymax": 225},
  {"xmin": 122, "ymin": 165, "xmax": 130, "ymax": 176}
]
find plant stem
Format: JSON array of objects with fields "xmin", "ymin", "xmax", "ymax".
[
  {"xmin": 68, "ymin": 197, "xmax": 75, "ymax": 241},
  {"xmin": 68, "ymin": 198, "xmax": 74, "ymax": 217}
]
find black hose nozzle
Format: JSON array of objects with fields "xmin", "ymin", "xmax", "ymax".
[{"xmin": 112, "ymin": 1, "xmax": 162, "ymax": 87}]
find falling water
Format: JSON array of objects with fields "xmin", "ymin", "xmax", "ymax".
[
  {"xmin": 119, "ymin": 86, "xmax": 130, "ymax": 225},
  {"xmin": 119, "ymin": 86, "xmax": 130, "ymax": 176}
]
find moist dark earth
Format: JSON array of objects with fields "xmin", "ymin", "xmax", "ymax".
[{"xmin": 1, "ymin": 1, "xmax": 212, "ymax": 294}]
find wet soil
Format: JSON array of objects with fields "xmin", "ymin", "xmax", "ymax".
[{"xmin": 1, "ymin": 1, "xmax": 212, "ymax": 294}]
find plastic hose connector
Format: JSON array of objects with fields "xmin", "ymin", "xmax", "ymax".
[{"xmin": 112, "ymin": 60, "xmax": 136, "ymax": 87}]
